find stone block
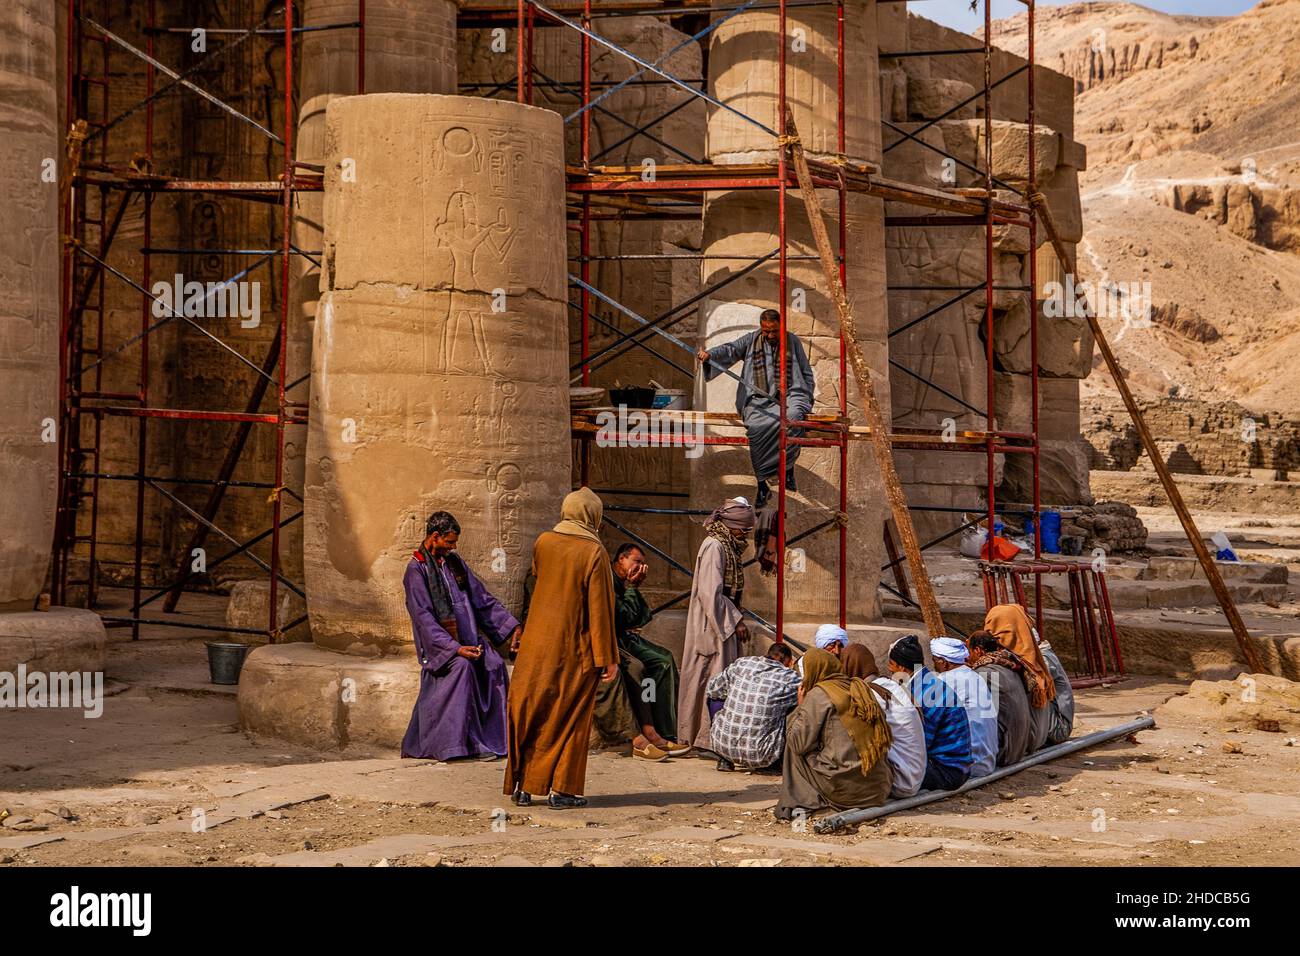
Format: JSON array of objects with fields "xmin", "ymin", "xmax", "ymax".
[
  {"xmin": 935, "ymin": 120, "xmax": 1058, "ymax": 190},
  {"xmin": 906, "ymin": 76, "xmax": 977, "ymax": 121},
  {"xmin": 1039, "ymin": 165, "xmax": 1083, "ymax": 243},
  {"xmin": 226, "ymin": 580, "xmax": 311, "ymax": 643},
  {"xmin": 1144, "ymin": 556, "xmax": 1288, "ymax": 585},
  {"xmin": 1058, "ymin": 134, "xmax": 1087, "ymax": 172},
  {"xmin": 0, "ymin": 608, "xmax": 107, "ymax": 675},
  {"xmin": 1000, "ymin": 438, "xmax": 1092, "ymax": 506},
  {"xmin": 993, "ymin": 373, "xmax": 1081, "ymax": 440},
  {"xmin": 880, "ymin": 122, "xmax": 951, "ymax": 187}
]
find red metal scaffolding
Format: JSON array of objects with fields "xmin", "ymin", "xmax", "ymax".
[
  {"xmin": 55, "ymin": 0, "xmax": 361, "ymax": 641},
  {"xmin": 55, "ymin": 1, "xmax": 1052, "ymax": 654},
  {"xmin": 486, "ymin": 0, "xmax": 1043, "ymax": 643}
]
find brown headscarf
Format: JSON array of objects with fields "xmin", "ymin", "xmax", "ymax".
[
  {"xmin": 701, "ymin": 498, "xmax": 754, "ymax": 601},
  {"xmin": 984, "ymin": 603, "xmax": 1056, "ymax": 709},
  {"xmin": 703, "ymin": 498, "xmax": 756, "ymax": 532},
  {"xmin": 552, "ymin": 487, "xmax": 603, "ymax": 544},
  {"xmin": 801, "ymin": 647, "xmax": 892, "ymax": 775},
  {"xmin": 840, "ymin": 643, "xmax": 892, "ymax": 706},
  {"xmin": 840, "ymin": 643, "xmax": 879, "ymax": 681}
]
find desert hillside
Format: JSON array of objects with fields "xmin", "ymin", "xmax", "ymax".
[{"xmin": 990, "ymin": 0, "xmax": 1300, "ymax": 419}]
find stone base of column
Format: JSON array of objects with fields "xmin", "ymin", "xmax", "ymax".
[
  {"xmin": 237, "ymin": 643, "xmax": 417, "ymax": 751},
  {"xmin": 0, "ymin": 608, "xmax": 106, "ymax": 675}
]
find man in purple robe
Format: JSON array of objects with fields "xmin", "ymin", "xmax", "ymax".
[{"xmin": 401, "ymin": 510, "xmax": 521, "ymax": 761}]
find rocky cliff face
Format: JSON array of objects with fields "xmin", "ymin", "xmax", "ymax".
[
  {"xmin": 988, "ymin": 0, "xmax": 1300, "ymax": 474},
  {"xmin": 991, "ymin": 1, "xmax": 1218, "ymax": 95}
]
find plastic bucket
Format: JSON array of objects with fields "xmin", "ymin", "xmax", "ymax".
[
  {"xmin": 1039, "ymin": 510, "xmax": 1062, "ymax": 553},
  {"xmin": 652, "ymin": 388, "xmax": 688, "ymax": 410},
  {"xmin": 206, "ymin": 642, "xmax": 250, "ymax": 685}
]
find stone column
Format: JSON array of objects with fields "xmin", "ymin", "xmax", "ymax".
[
  {"xmin": 305, "ymin": 93, "xmax": 571, "ymax": 656},
  {"xmin": 241, "ymin": 95, "xmax": 570, "ymax": 747},
  {"xmin": 0, "ymin": 0, "xmax": 106, "ymax": 673},
  {"xmin": 0, "ymin": 1, "xmax": 60, "ymax": 610},
  {"xmin": 281, "ymin": 0, "xmax": 460, "ymax": 588},
  {"xmin": 693, "ymin": 2, "xmax": 889, "ymax": 628}
]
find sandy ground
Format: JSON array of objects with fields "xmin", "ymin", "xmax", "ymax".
[{"xmin": 3, "ymin": 631, "xmax": 1299, "ymax": 868}]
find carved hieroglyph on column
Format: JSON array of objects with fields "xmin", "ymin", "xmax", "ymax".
[
  {"xmin": 693, "ymin": 1, "xmax": 888, "ymax": 624},
  {"xmin": 283, "ymin": 0, "xmax": 459, "ymax": 583},
  {"xmin": 0, "ymin": 0, "xmax": 59, "ymax": 608},
  {"xmin": 305, "ymin": 94, "xmax": 570, "ymax": 655}
]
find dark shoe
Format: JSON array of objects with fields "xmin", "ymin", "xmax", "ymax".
[
  {"xmin": 755, "ymin": 479, "xmax": 770, "ymax": 509},
  {"xmin": 510, "ymin": 789, "xmax": 532, "ymax": 807},
  {"xmin": 785, "ymin": 468, "xmax": 797, "ymax": 492},
  {"xmin": 547, "ymin": 792, "xmax": 588, "ymax": 809},
  {"xmin": 715, "ymin": 757, "xmax": 735, "ymax": 772}
]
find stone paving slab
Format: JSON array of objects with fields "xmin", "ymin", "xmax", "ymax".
[
  {"xmin": 0, "ymin": 833, "xmax": 65, "ymax": 850},
  {"xmin": 644, "ymin": 826, "xmax": 742, "ymax": 843},
  {"xmin": 726, "ymin": 834, "xmax": 944, "ymax": 865},
  {"xmin": 265, "ymin": 828, "xmax": 641, "ymax": 867}
]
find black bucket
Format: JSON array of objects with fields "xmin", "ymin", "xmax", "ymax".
[{"xmin": 206, "ymin": 641, "xmax": 250, "ymax": 685}]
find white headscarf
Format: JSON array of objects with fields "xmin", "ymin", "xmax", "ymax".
[
  {"xmin": 930, "ymin": 636, "xmax": 969, "ymax": 665},
  {"xmin": 814, "ymin": 624, "xmax": 848, "ymax": 650}
]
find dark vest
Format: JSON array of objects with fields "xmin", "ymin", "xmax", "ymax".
[{"xmin": 416, "ymin": 547, "xmax": 504, "ymax": 647}]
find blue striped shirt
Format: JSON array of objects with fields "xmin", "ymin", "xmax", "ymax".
[{"xmin": 906, "ymin": 667, "xmax": 973, "ymax": 773}]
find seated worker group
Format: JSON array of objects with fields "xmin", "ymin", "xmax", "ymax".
[{"xmin": 768, "ymin": 604, "xmax": 1075, "ymax": 822}]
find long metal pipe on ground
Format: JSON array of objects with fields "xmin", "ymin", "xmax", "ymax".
[{"xmin": 813, "ymin": 715, "xmax": 1156, "ymax": 833}]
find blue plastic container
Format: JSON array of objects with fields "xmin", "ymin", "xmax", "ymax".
[{"xmin": 1039, "ymin": 510, "xmax": 1062, "ymax": 553}]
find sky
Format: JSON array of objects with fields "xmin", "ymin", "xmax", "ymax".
[{"xmin": 906, "ymin": 0, "xmax": 1259, "ymax": 36}]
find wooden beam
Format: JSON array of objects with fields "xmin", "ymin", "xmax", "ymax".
[
  {"xmin": 1029, "ymin": 190, "xmax": 1267, "ymax": 675},
  {"xmin": 784, "ymin": 107, "xmax": 947, "ymax": 638}
]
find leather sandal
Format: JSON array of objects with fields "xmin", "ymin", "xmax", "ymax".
[{"xmin": 633, "ymin": 743, "xmax": 669, "ymax": 762}]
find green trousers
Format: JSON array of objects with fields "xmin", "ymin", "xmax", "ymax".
[
  {"xmin": 589, "ymin": 632, "xmax": 681, "ymax": 746},
  {"xmin": 620, "ymin": 632, "xmax": 679, "ymax": 742}
]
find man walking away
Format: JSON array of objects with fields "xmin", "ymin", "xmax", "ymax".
[{"xmin": 504, "ymin": 488, "xmax": 618, "ymax": 809}]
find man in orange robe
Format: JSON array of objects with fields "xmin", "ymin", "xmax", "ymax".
[{"xmin": 504, "ymin": 487, "xmax": 618, "ymax": 809}]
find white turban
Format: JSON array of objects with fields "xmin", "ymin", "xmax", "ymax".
[
  {"xmin": 814, "ymin": 624, "xmax": 848, "ymax": 650},
  {"xmin": 930, "ymin": 637, "xmax": 969, "ymax": 665}
]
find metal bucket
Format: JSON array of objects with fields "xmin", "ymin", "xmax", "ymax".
[{"xmin": 206, "ymin": 641, "xmax": 250, "ymax": 685}]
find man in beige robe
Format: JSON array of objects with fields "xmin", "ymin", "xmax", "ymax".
[
  {"xmin": 504, "ymin": 488, "xmax": 619, "ymax": 809},
  {"xmin": 677, "ymin": 498, "xmax": 756, "ymax": 751}
]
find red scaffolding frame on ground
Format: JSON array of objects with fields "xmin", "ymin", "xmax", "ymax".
[{"xmin": 55, "ymin": 1, "xmax": 1053, "ymax": 657}]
